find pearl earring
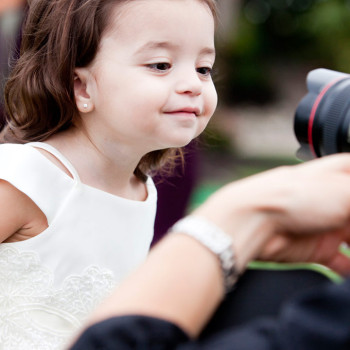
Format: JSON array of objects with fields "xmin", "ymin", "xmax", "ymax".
[{"xmin": 83, "ymin": 103, "xmax": 88, "ymax": 109}]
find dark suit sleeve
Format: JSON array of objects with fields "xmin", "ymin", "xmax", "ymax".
[
  {"xmin": 70, "ymin": 278, "xmax": 350, "ymax": 350},
  {"xmin": 69, "ymin": 315, "xmax": 190, "ymax": 350},
  {"xmin": 188, "ymin": 277, "xmax": 350, "ymax": 350}
]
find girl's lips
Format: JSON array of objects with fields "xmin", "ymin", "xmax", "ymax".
[{"xmin": 165, "ymin": 107, "xmax": 200, "ymax": 116}]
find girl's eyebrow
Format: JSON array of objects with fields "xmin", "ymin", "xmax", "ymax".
[
  {"xmin": 200, "ymin": 47, "xmax": 216, "ymax": 57},
  {"xmin": 136, "ymin": 41, "xmax": 177, "ymax": 53},
  {"xmin": 134, "ymin": 41, "xmax": 216, "ymax": 57}
]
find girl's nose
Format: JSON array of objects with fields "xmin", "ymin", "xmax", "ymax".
[{"xmin": 175, "ymin": 70, "xmax": 203, "ymax": 96}]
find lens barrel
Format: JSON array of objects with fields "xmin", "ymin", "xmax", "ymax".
[{"xmin": 294, "ymin": 68, "xmax": 350, "ymax": 159}]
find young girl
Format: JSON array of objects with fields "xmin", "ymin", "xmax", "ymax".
[{"xmin": 0, "ymin": 0, "xmax": 218, "ymax": 348}]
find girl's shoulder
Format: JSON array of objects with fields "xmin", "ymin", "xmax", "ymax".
[
  {"xmin": 0, "ymin": 143, "xmax": 48, "ymax": 178},
  {"xmin": 0, "ymin": 142, "xmax": 36, "ymax": 161},
  {"xmin": 0, "ymin": 142, "xmax": 26, "ymax": 153},
  {"xmin": 0, "ymin": 142, "xmax": 72, "ymax": 177},
  {"xmin": 0, "ymin": 178, "xmax": 48, "ymax": 243},
  {"xmin": 0, "ymin": 143, "xmax": 76, "ymax": 225},
  {"xmin": 0, "ymin": 144, "xmax": 53, "ymax": 243}
]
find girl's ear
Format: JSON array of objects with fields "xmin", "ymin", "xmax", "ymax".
[{"xmin": 74, "ymin": 68, "xmax": 94, "ymax": 113}]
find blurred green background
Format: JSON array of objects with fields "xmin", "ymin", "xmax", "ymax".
[
  {"xmin": 191, "ymin": 0, "xmax": 350, "ymax": 208},
  {"xmin": 217, "ymin": 0, "xmax": 350, "ymax": 105}
]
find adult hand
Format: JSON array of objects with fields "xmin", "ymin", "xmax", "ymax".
[{"xmin": 193, "ymin": 153, "xmax": 350, "ymax": 275}]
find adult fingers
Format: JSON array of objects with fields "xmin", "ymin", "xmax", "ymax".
[{"xmin": 326, "ymin": 252, "xmax": 350, "ymax": 277}]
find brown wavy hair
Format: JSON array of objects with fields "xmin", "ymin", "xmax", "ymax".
[{"xmin": 3, "ymin": 0, "xmax": 218, "ymax": 181}]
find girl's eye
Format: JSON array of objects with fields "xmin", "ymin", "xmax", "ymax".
[
  {"xmin": 197, "ymin": 67, "xmax": 212, "ymax": 76},
  {"xmin": 147, "ymin": 63, "xmax": 171, "ymax": 71}
]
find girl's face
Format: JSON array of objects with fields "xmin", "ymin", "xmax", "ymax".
[{"xmin": 78, "ymin": 0, "xmax": 217, "ymax": 155}]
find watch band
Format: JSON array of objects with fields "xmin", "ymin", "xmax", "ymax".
[{"xmin": 169, "ymin": 216, "xmax": 238, "ymax": 293}]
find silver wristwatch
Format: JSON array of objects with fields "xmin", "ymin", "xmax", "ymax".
[{"xmin": 169, "ymin": 216, "xmax": 238, "ymax": 293}]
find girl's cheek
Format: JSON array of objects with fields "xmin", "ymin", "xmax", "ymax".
[{"xmin": 207, "ymin": 88, "xmax": 218, "ymax": 115}]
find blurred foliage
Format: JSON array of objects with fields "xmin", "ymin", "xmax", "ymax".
[{"xmin": 217, "ymin": 0, "xmax": 350, "ymax": 105}]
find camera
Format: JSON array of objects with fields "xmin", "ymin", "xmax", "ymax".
[{"xmin": 294, "ymin": 68, "xmax": 350, "ymax": 160}]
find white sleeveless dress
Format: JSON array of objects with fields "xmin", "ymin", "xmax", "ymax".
[{"xmin": 0, "ymin": 142, "xmax": 157, "ymax": 350}]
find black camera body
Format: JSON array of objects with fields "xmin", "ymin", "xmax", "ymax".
[{"xmin": 294, "ymin": 68, "xmax": 350, "ymax": 160}]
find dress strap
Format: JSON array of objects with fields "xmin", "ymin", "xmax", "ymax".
[{"xmin": 27, "ymin": 142, "xmax": 81, "ymax": 182}]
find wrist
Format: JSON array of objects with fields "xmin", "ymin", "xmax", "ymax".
[
  {"xmin": 192, "ymin": 206, "xmax": 276, "ymax": 272},
  {"xmin": 169, "ymin": 216, "xmax": 238, "ymax": 293}
]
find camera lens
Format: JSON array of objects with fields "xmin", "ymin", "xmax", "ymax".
[{"xmin": 294, "ymin": 68, "xmax": 350, "ymax": 159}]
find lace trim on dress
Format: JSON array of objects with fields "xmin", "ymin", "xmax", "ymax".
[{"xmin": 0, "ymin": 245, "xmax": 116, "ymax": 350}]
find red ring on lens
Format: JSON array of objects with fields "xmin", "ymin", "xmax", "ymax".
[{"xmin": 308, "ymin": 77, "xmax": 347, "ymax": 157}]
